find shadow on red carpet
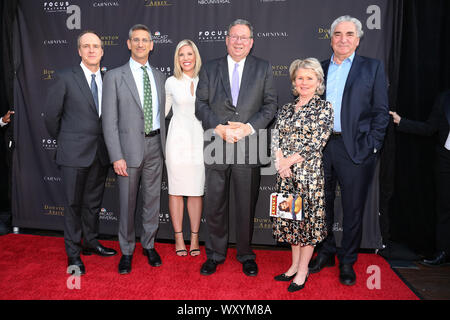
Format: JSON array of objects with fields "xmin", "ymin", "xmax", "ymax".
[{"xmin": 0, "ymin": 234, "xmax": 418, "ymax": 300}]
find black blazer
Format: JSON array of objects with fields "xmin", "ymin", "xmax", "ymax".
[
  {"xmin": 45, "ymin": 65, "xmax": 109, "ymax": 167},
  {"xmin": 397, "ymin": 90, "xmax": 450, "ymax": 159},
  {"xmin": 195, "ymin": 55, "xmax": 278, "ymax": 167},
  {"xmin": 322, "ymin": 54, "xmax": 389, "ymax": 164}
]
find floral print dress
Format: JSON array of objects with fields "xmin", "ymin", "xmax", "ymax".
[{"xmin": 272, "ymin": 95, "xmax": 333, "ymax": 246}]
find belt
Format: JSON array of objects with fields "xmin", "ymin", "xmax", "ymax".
[
  {"xmin": 331, "ymin": 131, "xmax": 342, "ymax": 136},
  {"xmin": 145, "ymin": 129, "xmax": 160, "ymax": 137}
]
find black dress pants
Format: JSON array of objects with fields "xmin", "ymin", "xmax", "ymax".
[
  {"xmin": 61, "ymin": 156, "xmax": 108, "ymax": 258},
  {"xmin": 203, "ymin": 165, "xmax": 260, "ymax": 263}
]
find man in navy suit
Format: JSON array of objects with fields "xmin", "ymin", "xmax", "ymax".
[
  {"xmin": 45, "ymin": 31, "xmax": 117, "ymax": 275},
  {"xmin": 195, "ymin": 19, "xmax": 278, "ymax": 277},
  {"xmin": 308, "ymin": 16, "xmax": 389, "ymax": 285}
]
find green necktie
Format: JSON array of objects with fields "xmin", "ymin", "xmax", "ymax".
[{"xmin": 141, "ymin": 66, "xmax": 153, "ymax": 134}]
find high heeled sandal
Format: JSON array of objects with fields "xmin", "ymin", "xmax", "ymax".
[
  {"xmin": 174, "ymin": 231, "xmax": 187, "ymax": 256},
  {"xmin": 189, "ymin": 231, "xmax": 201, "ymax": 257}
]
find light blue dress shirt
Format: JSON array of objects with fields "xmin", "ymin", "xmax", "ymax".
[
  {"xmin": 326, "ymin": 52, "xmax": 355, "ymax": 132},
  {"xmin": 129, "ymin": 58, "xmax": 160, "ymax": 131}
]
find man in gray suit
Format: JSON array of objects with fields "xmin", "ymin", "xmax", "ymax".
[
  {"xmin": 45, "ymin": 31, "xmax": 117, "ymax": 275},
  {"xmin": 102, "ymin": 24, "xmax": 166, "ymax": 274},
  {"xmin": 195, "ymin": 19, "xmax": 278, "ymax": 276}
]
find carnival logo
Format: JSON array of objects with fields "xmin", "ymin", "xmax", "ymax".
[
  {"xmin": 99, "ymin": 208, "xmax": 118, "ymax": 221},
  {"xmin": 256, "ymin": 31, "xmax": 289, "ymax": 39},
  {"xmin": 272, "ymin": 64, "xmax": 289, "ymax": 77},
  {"xmin": 144, "ymin": 0, "xmax": 173, "ymax": 6},
  {"xmin": 43, "ymin": 176, "xmax": 62, "ymax": 182},
  {"xmin": 198, "ymin": 30, "xmax": 228, "ymax": 42},
  {"xmin": 318, "ymin": 27, "xmax": 330, "ymax": 40},
  {"xmin": 93, "ymin": 1, "xmax": 120, "ymax": 7},
  {"xmin": 42, "ymin": 138, "xmax": 58, "ymax": 150},
  {"xmin": 43, "ymin": 1, "xmax": 70, "ymax": 12},
  {"xmin": 152, "ymin": 31, "xmax": 173, "ymax": 44},
  {"xmin": 43, "ymin": 69, "xmax": 55, "ymax": 80},
  {"xmin": 198, "ymin": 0, "xmax": 231, "ymax": 4},
  {"xmin": 43, "ymin": 39, "xmax": 68, "ymax": 45},
  {"xmin": 259, "ymin": 0, "xmax": 286, "ymax": 3},
  {"xmin": 101, "ymin": 35, "xmax": 120, "ymax": 46}
]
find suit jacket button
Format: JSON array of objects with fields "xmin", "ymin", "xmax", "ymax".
[{"xmin": 235, "ymin": 112, "xmax": 239, "ymax": 115}]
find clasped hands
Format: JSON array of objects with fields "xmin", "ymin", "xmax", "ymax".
[
  {"xmin": 275, "ymin": 149, "xmax": 304, "ymax": 179},
  {"xmin": 214, "ymin": 121, "xmax": 252, "ymax": 144}
]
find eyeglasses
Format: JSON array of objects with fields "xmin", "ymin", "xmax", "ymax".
[
  {"xmin": 131, "ymin": 38, "xmax": 151, "ymax": 44},
  {"xmin": 228, "ymin": 35, "xmax": 252, "ymax": 43}
]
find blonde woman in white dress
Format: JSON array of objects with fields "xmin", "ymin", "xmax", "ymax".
[{"xmin": 165, "ymin": 40, "xmax": 204, "ymax": 256}]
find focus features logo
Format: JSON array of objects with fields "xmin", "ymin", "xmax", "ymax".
[
  {"xmin": 42, "ymin": 138, "xmax": 58, "ymax": 150},
  {"xmin": 155, "ymin": 66, "xmax": 172, "ymax": 77},
  {"xmin": 198, "ymin": 30, "xmax": 228, "ymax": 42},
  {"xmin": 43, "ymin": 1, "xmax": 70, "ymax": 12}
]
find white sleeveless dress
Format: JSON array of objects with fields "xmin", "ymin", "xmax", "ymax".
[{"xmin": 165, "ymin": 74, "xmax": 205, "ymax": 196}]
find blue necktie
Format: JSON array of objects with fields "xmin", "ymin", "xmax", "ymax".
[{"xmin": 90, "ymin": 74, "xmax": 99, "ymax": 114}]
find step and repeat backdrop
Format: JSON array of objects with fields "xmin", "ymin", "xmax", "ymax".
[{"xmin": 12, "ymin": 0, "xmax": 394, "ymax": 248}]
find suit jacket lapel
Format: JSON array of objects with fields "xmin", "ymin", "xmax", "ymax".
[
  {"xmin": 237, "ymin": 55, "xmax": 254, "ymax": 110},
  {"xmin": 219, "ymin": 57, "xmax": 233, "ymax": 104},
  {"xmin": 444, "ymin": 92, "xmax": 450, "ymax": 126},
  {"xmin": 72, "ymin": 65, "xmax": 97, "ymax": 114},
  {"xmin": 122, "ymin": 63, "xmax": 143, "ymax": 110}
]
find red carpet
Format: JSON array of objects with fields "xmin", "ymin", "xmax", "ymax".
[{"xmin": 0, "ymin": 234, "xmax": 418, "ymax": 300}]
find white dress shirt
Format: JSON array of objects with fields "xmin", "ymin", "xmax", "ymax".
[
  {"xmin": 80, "ymin": 62, "xmax": 102, "ymax": 116},
  {"xmin": 128, "ymin": 57, "xmax": 160, "ymax": 131},
  {"xmin": 445, "ymin": 130, "xmax": 450, "ymax": 150}
]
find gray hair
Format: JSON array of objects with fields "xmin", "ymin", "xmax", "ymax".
[
  {"xmin": 289, "ymin": 58, "xmax": 325, "ymax": 96},
  {"xmin": 330, "ymin": 15, "xmax": 364, "ymax": 38},
  {"xmin": 128, "ymin": 24, "xmax": 152, "ymax": 40},
  {"xmin": 227, "ymin": 19, "xmax": 254, "ymax": 38}
]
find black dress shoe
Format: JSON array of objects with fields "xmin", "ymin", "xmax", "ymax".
[
  {"xmin": 67, "ymin": 256, "xmax": 86, "ymax": 275},
  {"xmin": 287, "ymin": 273, "xmax": 309, "ymax": 292},
  {"xmin": 339, "ymin": 264, "xmax": 356, "ymax": 286},
  {"xmin": 420, "ymin": 251, "xmax": 450, "ymax": 267},
  {"xmin": 274, "ymin": 272, "xmax": 297, "ymax": 282},
  {"xmin": 82, "ymin": 244, "xmax": 117, "ymax": 257},
  {"xmin": 118, "ymin": 255, "xmax": 132, "ymax": 274},
  {"xmin": 308, "ymin": 254, "xmax": 335, "ymax": 274},
  {"xmin": 200, "ymin": 259, "xmax": 218, "ymax": 276},
  {"xmin": 143, "ymin": 248, "xmax": 162, "ymax": 267},
  {"xmin": 243, "ymin": 259, "xmax": 258, "ymax": 277}
]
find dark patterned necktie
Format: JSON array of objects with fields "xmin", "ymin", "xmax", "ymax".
[
  {"xmin": 90, "ymin": 74, "xmax": 99, "ymax": 114},
  {"xmin": 141, "ymin": 66, "xmax": 153, "ymax": 134}
]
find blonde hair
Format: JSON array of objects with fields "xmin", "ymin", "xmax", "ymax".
[
  {"xmin": 173, "ymin": 39, "xmax": 202, "ymax": 79},
  {"xmin": 289, "ymin": 58, "xmax": 325, "ymax": 96}
]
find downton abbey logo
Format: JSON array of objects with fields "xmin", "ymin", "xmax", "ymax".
[
  {"xmin": 318, "ymin": 27, "xmax": 330, "ymax": 40},
  {"xmin": 144, "ymin": 0, "xmax": 173, "ymax": 6},
  {"xmin": 101, "ymin": 35, "xmax": 120, "ymax": 46},
  {"xmin": 272, "ymin": 65, "xmax": 288, "ymax": 77},
  {"xmin": 43, "ymin": 69, "xmax": 55, "ymax": 81}
]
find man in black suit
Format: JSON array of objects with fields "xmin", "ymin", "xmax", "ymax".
[
  {"xmin": 45, "ymin": 31, "xmax": 117, "ymax": 275},
  {"xmin": 390, "ymin": 90, "xmax": 450, "ymax": 266},
  {"xmin": 308, "ymin": 16, "xmax": 389, "ymax": 285},
  {"xmin": 195, "ymin": 19, "xmax": 278, "ymax": 276}
]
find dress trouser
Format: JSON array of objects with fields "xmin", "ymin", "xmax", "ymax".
[
  {"xmin": 320, "ymin": 135, "xmax": 377, "ymax": 265},
  {"xmin": 117, "ymin": 135, "xmax": 163, "ymax": 256},
  {"xmin": 61, "ymin": 155, "xmax": 109, "ymax": 258},
  {"xmin": 203, "ymin": 165, "xmax": 260, "ymax": 263},
  {"xmin": 436, "ymin": 154, "xmax": 450, "ymax": 254}
]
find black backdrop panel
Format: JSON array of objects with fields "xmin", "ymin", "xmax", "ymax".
[{"xmin": 13, "ymin": 0, "xmax": 394, "ymax": 248}]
